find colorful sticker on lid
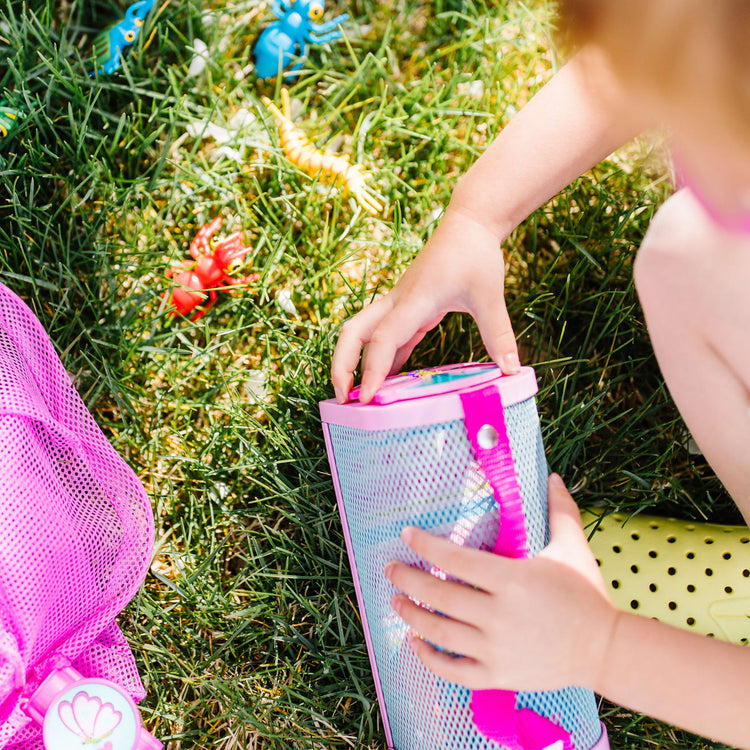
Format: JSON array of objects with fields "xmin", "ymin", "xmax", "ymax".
[
  {"xmin": 403, "ymin": 363, "xmax": 496, "ymax": 383},
  {"xmin": 44, "ymin": 681, "xmax": 139, "ymax": 750}
]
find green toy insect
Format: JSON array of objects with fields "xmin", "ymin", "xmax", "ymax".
[{"xmin": 0, "ymin": 104, "xmax": 24, "ymax": 142}]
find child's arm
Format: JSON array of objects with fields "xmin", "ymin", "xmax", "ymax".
[
  {"xmin": 599, "ymin": 602, "xmax": 750, "ymax": 747},
  {"xmin": 332, "ymin": 50, "xmax": 646, "ymax": 403},
  {"xmin": 385, "ymin": 474, "xmax": 750, "ymax": 749}
]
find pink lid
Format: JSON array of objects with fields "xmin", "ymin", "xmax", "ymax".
[{"xmin": 320, "ymin": 364, "xmax": 538, "ymax": 430}]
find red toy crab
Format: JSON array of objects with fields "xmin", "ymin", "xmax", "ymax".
[{"xmin": 164, "ymin": 218, "xmax": 259, "ymax": 321}]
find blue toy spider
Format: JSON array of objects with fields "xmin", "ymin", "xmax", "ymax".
[
  {"xmin": 252, "ymin": 0, "xmax": 349, "ymax": 79},
  {"xmin": 90, "ymin": 0, "xmax": 155, "ymax": 76}
]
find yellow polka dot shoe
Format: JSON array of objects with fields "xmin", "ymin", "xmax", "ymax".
[{"xmin": 582, "ymin": 510, "xmax": 750, "ymax": 644}]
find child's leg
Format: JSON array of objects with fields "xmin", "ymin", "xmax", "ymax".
[{"xmin": 634, "ymin": 188, "xmax": 750, "ymax": 522}]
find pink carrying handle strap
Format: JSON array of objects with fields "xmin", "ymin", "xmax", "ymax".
[
  {"xmin": 461, "ymin": 385, "xmax": 573, "ymax": 750},
  {"xmin": 459, "ymin": 385, "xmax": 529, "ymax": 559}
]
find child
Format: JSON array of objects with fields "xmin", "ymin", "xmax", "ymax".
[{"xmin": 330, "ymin": 0, "xmax": 750, "ymax": 746}]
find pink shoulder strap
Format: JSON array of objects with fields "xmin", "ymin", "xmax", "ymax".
[{"xmin": 460, "ymin": 385, "xmax": 573, "ymax": 750}]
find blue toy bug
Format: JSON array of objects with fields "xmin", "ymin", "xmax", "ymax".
[
  {"xmin": 90, "ymin": 0, "xmax": 155, "ymax": 76},
  {"xmin": 252, "ymin": 0, "xmax": 349, "ymax": 79}
]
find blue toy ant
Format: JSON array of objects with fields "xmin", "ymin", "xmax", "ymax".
[
  {"xmin": 252, "ymin": 0, "xmax": 349, "ymax": 79},
  {"xmin": 89, "ymin": 0, "xmax": 155, "ymax": 75}
]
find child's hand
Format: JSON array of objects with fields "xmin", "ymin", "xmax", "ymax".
[
  {"xmin": 384, "ymin": 474, "xmax": 619, "ymax": 693},
  {"xmin": 331, "ymin": 206, "xmax": 521, "ymax": 403}
]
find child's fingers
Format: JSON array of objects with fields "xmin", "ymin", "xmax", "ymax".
[
  {"xmin": 390, "ymin": 332, "xmax": 426, "ymax": 374},
  {"xmin": 386, "ymin": 562, "xmax": 488, "ymax": 624},
  {"xmin": 398, "ymin": 526, "xmax": 508, "ymax": 592},
  {"xmin": 390, "ymin": 593, "xmax": 483, "ymax": 659},
  {"xmin": 331, "ymin": 297, "xmax": 393, "ymax": 401},
  {"xmin": 358, "ymin": 340, "xmax": 401, "ymax": 403},
  {"xmin": 386, "ymin": 311, "xmax": 445, "ymax": 376},
  {"xmin": 361, "ymin": 329, "xmax": 416, "ymax": 381},
  {"xmin": 381, "ymin": 329, "xmax": 428, "ymax": 381},
  {"xmin": 408, "ymin": 638, "xmax": 488, "ymax": 689},
  {"xmin": 358, "ymin": 300, "xmax": 439, "ymax": 402}
]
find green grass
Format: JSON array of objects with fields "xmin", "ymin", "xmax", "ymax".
[{"xmin": 0, "ymin": 0, "xmax": 739, "ymax": 747}]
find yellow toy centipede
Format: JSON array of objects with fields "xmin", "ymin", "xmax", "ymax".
[{"xmin": 262, "ymin": 89, "xmax": 383, "ymax": 215}]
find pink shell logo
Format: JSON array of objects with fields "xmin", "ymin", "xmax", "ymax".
[{"xmin": 57, "ymin": 690, "xmax": 122, "ymax": 743}]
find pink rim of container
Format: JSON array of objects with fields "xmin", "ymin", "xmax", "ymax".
[{"xmin": 320, "ymin": 364, "xmax": 538, "ymax": 431}]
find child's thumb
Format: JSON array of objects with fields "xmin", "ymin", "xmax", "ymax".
[
  {"xmin": 546, "ymin": 475, "xmax": 609, "ymax": 594},
  {"xmin": 547, "ymin": 473, "xmax": 586, "ymax": 545}
]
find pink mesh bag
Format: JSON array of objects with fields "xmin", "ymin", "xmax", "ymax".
[
  {"xmin": 0, "ymin": 281, "xmax": 160, "ymax": 749},
  {"xmin": 320, "ymin": 363, "xmax": 609, "ymax": 750}
]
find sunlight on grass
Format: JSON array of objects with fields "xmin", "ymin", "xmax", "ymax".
[{"xmin": 0, "ymin": 0, "xmax": 736, "ymax": 747}]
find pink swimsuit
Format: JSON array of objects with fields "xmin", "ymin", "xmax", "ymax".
[
  {"xmin": 674, "ymin": 158, "xmax": 750, "ymax": 235},
  {"xmin": 687, "ymin": 183, "xmax": 750, "ymax": 235}
]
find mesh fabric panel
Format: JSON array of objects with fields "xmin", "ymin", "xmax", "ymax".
[
  {"xmin": 327, "ymin": 397, "xmax": 602, "ymax": 750},
  {"xmin": 0, "ymin": 283, "xmax": 154, "ymax": 747}
]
